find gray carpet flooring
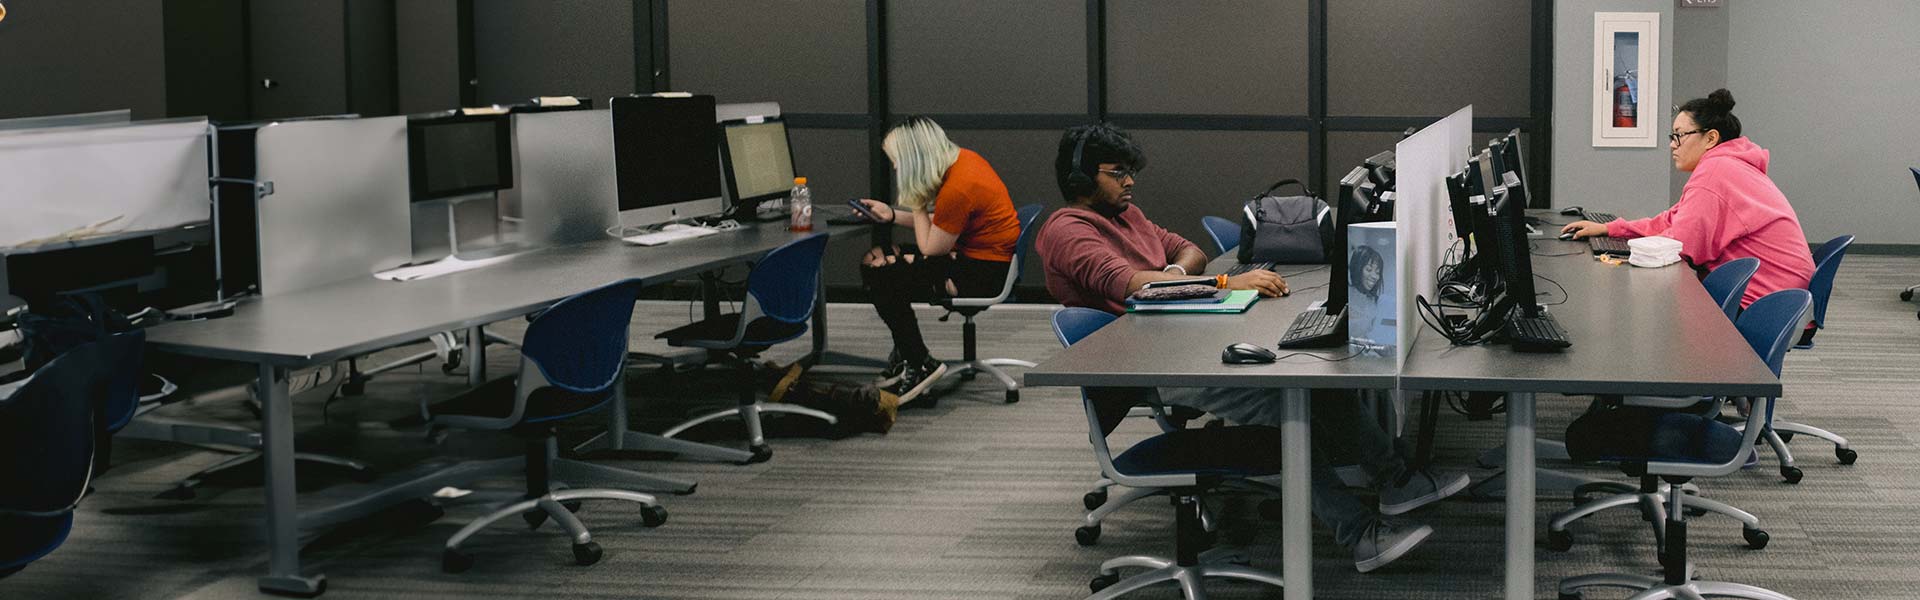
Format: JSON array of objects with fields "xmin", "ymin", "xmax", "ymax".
[{"xmin": 6, "ymin": 254, "xmax": 1919, "ymax": 599}]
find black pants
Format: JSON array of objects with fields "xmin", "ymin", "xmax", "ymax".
[{"xmin": 860, "ymin": 245, "xmax": 1009, "ymax": 364}]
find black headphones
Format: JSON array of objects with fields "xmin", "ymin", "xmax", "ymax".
[{"xmin": 1065, "ymin": 127, "xmax": 1098, "ymax": 197}]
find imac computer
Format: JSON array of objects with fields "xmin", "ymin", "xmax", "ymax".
[
  {"xmin": 610, "ymin": 95, "xmax": 725, "ymax": 228},
  {"xmin": 407, "ymin": 111, "xmax": 518, "ymax": 258},
  {"xmin": 718, "ymin": 116, "xmax": 796, "ymax": 221},
  {"xmin": 1277, "ymin": 166, "xmax": 1370, "ymax": 349}
]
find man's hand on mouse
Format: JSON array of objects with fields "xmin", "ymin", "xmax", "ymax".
[
  {"xmin": 1559, "ymin": 220, "xmax": 1609, "ymax": 240},
  {"xmin": 1225, "ymin": 270, "xmax": 1289, "ymax": 297}
]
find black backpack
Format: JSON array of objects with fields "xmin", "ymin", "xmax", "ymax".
[{"xmin": 1235, "ymin": 179, "xmax": 1336, "ymax": 264}]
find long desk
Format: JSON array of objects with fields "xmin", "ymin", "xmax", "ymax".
[
  {"xmin": 1024, "ymin": 261, "xmax": 1398, "ymax": 600},
  {"xmin": 1400, "ymin": 229, "xmax": 1781, "ymax": 600},
  {"xmin": 143, "ymin": 220, "xmax": 864, "ymax": 596}
]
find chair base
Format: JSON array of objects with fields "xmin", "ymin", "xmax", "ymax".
[
  {"xmin": 441, "ymin": 486, "xmax": 664, "ymax": 573},
  {"xmin": 1089, "ymin": 549, "xmax": 1285, "ymax": 600},
  {"xmin": 1549, "ymin": 485, "xmax": 1765, "ymax": 552},
  {"xmin": 122, "ymin": 418, "xmax": 372, "ymax": 499},
  {"xmin": 658, "ymin": 401, "xmax": 838, "ymax": 464},
  {"xmin": 1558, "ymin": 573, "xmax": 1795, "ymax": 600},
  {"xmin": 949, "ymin": 358, "xmax": 1037, "ymax": 404}
]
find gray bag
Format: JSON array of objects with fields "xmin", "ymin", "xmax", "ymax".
[{"xmin": 1235, "ymin": 179, "xmax": 1334, "ymax": 264}]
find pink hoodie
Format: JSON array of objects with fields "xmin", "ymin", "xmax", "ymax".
[{"xmin": 1606, "ymin": 137, "xmax": 1814, "ymax": 307}]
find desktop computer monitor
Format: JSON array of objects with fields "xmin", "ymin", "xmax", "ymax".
[
  {"xmin": 1275, "ymin": 166, "xmax": 1369, "ymax": 349},
  {"xmin": 610, "ymin": 95, "xmax": 725, "ymax": 227},
  {"xmin": 407, "ymin": 112, "xmax": 514, "ymax": 202},
  {"xmin": 1488, "ymin": 178, "xmax": 1542, "ymax": 318},
  {"xmin": 1494, "ymin": 129, "xmax": 1532, "ymax": 206},
  {"xmin": 718, "ymin": 117, "xmax": 796, "ymax": 214}
]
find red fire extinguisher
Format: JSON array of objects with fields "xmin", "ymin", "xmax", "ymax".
[{"xmin": 1613, "ymin": 74, "xmax": 1637, "ymax": 128}]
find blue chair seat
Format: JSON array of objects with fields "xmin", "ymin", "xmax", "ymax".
[
  {"xmin": 1565, "ymin": 406, "xmax": 1745, "ymax": 466},
  {"xmin": 0, "ymin": 513, "xmax": 73, "ymax": 574},
  {"xmin": 1112, "ymin": 425, "xmax": 1286, "ymax": 478},
  {"xmin": 656, "ymin": 314, "xmax": 807, "ymax": 348},
  {"xmin": 426, "ymin": 377, "xmax": 613, "ymax": 425}
]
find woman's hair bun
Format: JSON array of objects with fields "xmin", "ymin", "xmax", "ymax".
[{"xmin": 1706, "ymin": 88, "xmax": 1736, "ymax": 111}]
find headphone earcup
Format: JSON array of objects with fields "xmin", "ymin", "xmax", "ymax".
[{"xmin": 1066, "ymin": 172, "xmax": 1094, "ymax": 197}]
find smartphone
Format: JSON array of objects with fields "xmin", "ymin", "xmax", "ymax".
[{"xmin": 846, "ymin": 198, "xmax": 883, "ymax": 222}]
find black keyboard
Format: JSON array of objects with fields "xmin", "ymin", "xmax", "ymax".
[
  {"xmin": 1581, "ymin": 210, "xmax": 1619, "ymax": 223},
  {"xmin": 1504, "ymin": 310, "xmax": 1571, "ymax": 352},
  {"xmin": 1226, "ymin": 261, "xmax": 1275, "ymax": 276},
  {"xmin": 1588, "ymin": 237, "xmax": 1631, "ymax": 256},
  {"xmin": 1278, "ymin": 306, "xmax": 1346, "ymax": 349}
]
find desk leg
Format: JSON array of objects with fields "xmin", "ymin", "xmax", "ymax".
[
  {"xmin": 1506, "ymin": 392, "xmax": 1537, "ymax": 600},
  {"xmin": 573, "ymin": 358, "xmax": 752, "ymax": 470},
  {"xmin": 256, "ymin": 363, "xmax": 325, "ymax": 596},
  {"xmin": 804, "ymin": 266, "xmax": 888, "ymax": 370},
  {"xmin": 1281, "ymin": 388, "xmax": 1312, "ymax": 600},
  {"xmin": 467, "ymin": 325, "xmax": 486, "ymax": 386}
]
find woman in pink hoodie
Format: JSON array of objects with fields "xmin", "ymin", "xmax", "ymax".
[{"xmin": 1562, "ymin": 89, "xmax": 1814, "ymax": 308}]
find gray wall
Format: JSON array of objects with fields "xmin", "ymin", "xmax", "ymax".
[
  {"xmin": 0, "ymin": 0, "xmax": 167, "ymax": 119},
  {"xmin": 1725, "ymin": 1, "xmax": 1920, "ymax": 246},
  {"xmin": 1670, "ymin": 1, "xmax": 1728, "ymax": 201},
  {"xmin": 1551, "ymin": 0, "xmax": 1675, "ymax": 219}
]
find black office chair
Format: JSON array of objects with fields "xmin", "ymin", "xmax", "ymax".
[
  {"xmin": 0, "ymin": 340, "xmax": 111, "ymax": 578},
  {"xmin": 1905, "ymin": 168, "xmax": 1920, "ymax": 314},
  {"xmin": 923, "ymin": 203, "xmax": 1044, "ymax": 406},
  {"xmin": 655, "ymin": 233, "xmax": 835, "ymax": 463},
  {"xmin": 1053, "ymin": 308, "xmax": 1287, "ymax": 599}
]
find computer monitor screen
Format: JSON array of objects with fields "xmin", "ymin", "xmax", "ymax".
[
  {"xmin": 1325, "ymin": 166, "xmax": 1371, "ymax": 312},
  {"xmin": 407, "ymin": 113, "xmax": 514, "ymax": 202},
  {"xmin": 611, "ymin": 95, "xmax": 725, "ymax": 226},
  {"xmin": 1496, "ymin": 129, "xmax": 1532, "ymax": 207},
  {"xmin": 720, "ymin": 119, "xmax": 796, "ymax": 207},
  {"xmin": 1488, "ymin": 182, "xmax": 1542, "ymax": 318}
]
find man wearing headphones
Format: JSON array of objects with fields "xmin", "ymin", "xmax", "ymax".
[{"xmin": 1035, "ymin": 124, "xmax": 1466, "ymax": 574}]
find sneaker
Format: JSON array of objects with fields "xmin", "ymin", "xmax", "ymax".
[
  {"xmin": 873, "ymin": 349, "xmax": 907, "ymax": 387},
  {"xmin": 1352, "ymin": 518, "xmax": 1433, "ymax": 573},
  {"xmin": 886, "ymin": 357, "xmax": 947, "ymax": 404},
  {"xmin": 1377, "ymin": 468, "xmax": 1470, "ymax": 516}
]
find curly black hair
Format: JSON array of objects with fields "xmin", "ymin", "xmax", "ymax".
[
  {"xmin": 1054, "ymin": 124, "xmax": 1146, "ymax": 202},
  {"xmin": 1676, "ymin": 88, "xmax": 1742, "ymax": 143}
]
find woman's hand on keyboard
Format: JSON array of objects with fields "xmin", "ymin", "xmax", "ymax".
[{"xmin": 1560, "ymin": 220, "xmax": 1608, "ymax": 240}]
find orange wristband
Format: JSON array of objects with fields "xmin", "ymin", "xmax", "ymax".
[{"xmin": 1215, "ymin": 274, "xmax": 1229, "ymax": 288}]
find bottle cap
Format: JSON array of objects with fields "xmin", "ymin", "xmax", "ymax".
[{"xmin": 794, "ymin": 177, "xmax": 807, "ymax": 186}]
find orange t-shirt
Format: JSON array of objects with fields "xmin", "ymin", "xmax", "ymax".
[{"xmin": 931, "ymin": 148, "xmax": 1019, "ymax": 262}]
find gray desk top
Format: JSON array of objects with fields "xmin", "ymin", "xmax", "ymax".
[
  {"xmin": 1023, "ymin": 259, "xmax": 1400, "ymax": 390},
  {"xmin": 1398, "ymin": 216, "xmax": 1782, "ymax": 397},
  {"xmin": 144, "ymin": 221, "xmax": 866, "ymax": 366}
]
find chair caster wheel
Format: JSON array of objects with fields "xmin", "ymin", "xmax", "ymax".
[
  {"xmin": 1903, "ymin": 289, "xmax": 1914, "ymax": 301},
  {"xmin": 340, "ymin": 380, "xmax": 365, "ymax": 396},
  {"xmin": 1547, "ymin": 529, "xmax": 1573, "ymax": 552},
  {"xmin": 1781, "ymin": 466, "xmax": 1803, "ymax": 484},
  {"xmin": 523, "ymin": 510, "xmax": 548, "ymax": 530},
  {"xmin": 572, "ymin": 541, "xmax": 603, "ymax": 566},
  {"xmin": 1083, "ymin": 490, "xmax": 1107, "ymax": 510},
  {"xmin": 1559, "ymin": 593, "xmax": 1582, "ymax": 600},
  {"xmin": 1836, "ymin": 447, "xmax": 1858, "ymax": 464},
  {"xmin": 1090, "ymin": 572, "xmax": 1121, "ymax": 593},
  {"xmin": 562, "ymin": 500, "xmax": 583, "ymax": 513},
  {"xmin": 1777, "ymin": 431, "xmax": 1795, "ymax": 443},
  {"xmin": 442, "ymin": 548, "xmax": 474, "ymax": 573},
  {"xmin": 441, "ymin": 349, "xmax": 463, "ymax": 375},
  {"xmin": 1005, "ymin": 390, "xmax": 1019, "ymax": 404},
  {"xmin": 1075, "ymin": 524, "xmax": 1102, "ymax": 546},
  {"xmin": 741, "ymin": 444, "xmax": 773, "ymax": 464},
  {"xmin": 641, "ymin": 505, "xmax": 668, "ymax": 527},
  {"xmin": 1745, "ymin": 527, "xmax": 1770, "ymax": 549},
  {"xmin": 961, "ymin": 371, "xmax": 977, "ymax": 382}
]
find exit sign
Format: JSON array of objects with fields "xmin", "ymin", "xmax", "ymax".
[{"xmin": 1681, "ymin": 0, "xmax": 1721, "ymax": 7}]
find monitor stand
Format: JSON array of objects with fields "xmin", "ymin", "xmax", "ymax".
[{"xmin": 433, "ymin": 192, "xmax": 524, "ymax": 261}]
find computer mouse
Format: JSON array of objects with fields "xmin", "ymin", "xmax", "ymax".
[
  {"xmin": 1221, "ymin": 342, "xmax": 1277, "ymax": 365},
  {"xmin": 1558, "ymin": 231, "xmax": 1576, "ymax": 241},
  {"xmin": 1559, "ymin": 206, "xmax": 1584, "ymax": 216}
]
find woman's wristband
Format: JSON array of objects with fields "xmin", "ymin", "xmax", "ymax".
[{"xmin": 1163, "ymin": 264, "xmax": 1187, "ymax": 275}]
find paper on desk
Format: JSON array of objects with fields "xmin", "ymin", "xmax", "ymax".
[{"xmin": 373, "ymin": 254, "xmax": 516, "ymax": 282}]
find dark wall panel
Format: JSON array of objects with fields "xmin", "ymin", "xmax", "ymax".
[
  {"xmin": 345, "ymin": 0, "xmax": 397, "ymax": 116},
  {"xmin": 793, "ymin": 128, "xmax": 877, "ymax": 289},
  {"xmin": 249, "ymin": 0, "xmax": 349, "ymax": 119},
  {"xmin": 1125, "ymin": 130, "xmax": 1310, "ymax": 260},
  {"xmin": 1327, "ymin": 0, "xmax": 1531, "ymax": 118},
  {"xmin": 1106, "ymin": 0, "xmax": 1309, "ymax": 115},
  {"xmin": 397, "ymin": 0, "xmax": 463, "ymax": 113},
  {"xmin": 889, "ymin": 0, "xmax": 1085, "ymax": 114},
  {"xmin": 1325, "ymin": 131, "xmax": 1405, "ymax": 196},
  {"xmin": 0, "ymin": 0, "xmax": 168, "ymax": 119},
  {"xmin": 473, "ymin": 0, "xmax": 637, "ymax": 106},
  {"xmin": 669, "ymin": 1, "xmax": 867, "ymax": 113},
  {"xmin": 164, "ymin": 0, "xmax": 250, "ymax": 121}
]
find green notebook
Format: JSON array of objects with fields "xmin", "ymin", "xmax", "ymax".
[{"xmin": 1127, "ymin": 289, "xmax": 1261, "ymax": 314}]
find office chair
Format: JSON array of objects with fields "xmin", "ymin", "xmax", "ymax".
[
  {"xmin": 408, "ymin": 279, "xmax": 668, "ymax": 572},
  {"xmin": 1053, "ymin": 307, "xmax": 1287, "ymax": 599},
  {"xmin": 1557, "ymin": 289, "xmax": 1809, "ymax": 600},
  {"xmin": 1740, "ymin": 235, "xmax": 1857, "ymax": 483},
  {"xmin": 1548, "ymin": 259, "xmax": 1770, "ymax": 554},
  {"xmin": 0, "ymin": 340, "xmax": 111, "ymax": 578},
  {"xmin": 655, "ymin": 233, "xmax": 836, "ymax": 463},
  {"xmin": 1200, "ymin": 216, "xmax": 1240, "ymax": 256},
  {"xmin": 923, "ymin": 203, "xmax": 1044, "ymax": 406}
]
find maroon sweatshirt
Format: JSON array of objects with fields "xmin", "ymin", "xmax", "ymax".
[{"xmin": 1036, "ymin": 204, "xmax": 1199, "ymax": 315}]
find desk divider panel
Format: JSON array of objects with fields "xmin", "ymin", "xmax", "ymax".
[
  {"xmin": 1392, "ymin": 105, "xmax": 1474, "ymax": 366},
  {"xmin": 0, "ymin": 118, "xmax": 211, "ymax": 249},
  {"xmin": 508, "ymin": 109, "xmax": 619, "ymax": 248},
  {"xmin": 252, "ymin": 116, "xmax": 411, "ymax": 296}
]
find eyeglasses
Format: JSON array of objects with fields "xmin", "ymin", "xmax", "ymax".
[
  {"xmin": 1096, "ymin": 168, "xmax": 1136, "ymax": 181},
  {"xmin": 1668, "ymin": 129, "xmax": 1705, "ymax": 143}
]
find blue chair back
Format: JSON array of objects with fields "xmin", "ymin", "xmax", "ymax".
[
  {"xmin": 1201, "ymin": 215, "xmax": 1240, "ymax": 256},
  {"xmin": 99, "ymin": 330, "xmax": 146, "ymax": 433},
  {"xmin": 1701, "ymin": 257, "xmax": 1760, "ymax": 323},
  {"xmin": 746, "ymin": 233, "xmax": 830, "ymax": 324},
  {"xmin": 1805, "ymin": 234, "xmax": 1853, "ymax": 331},
  {"xmin": 521, "ymin": 279, "xmax": 644, "ymax": 394},
  {"xmin": 1008, "ymin": 204, "xmax": 1045, "ymax": 282},
  {"xmin": 1052, "ymin": 307, "xmax": 1117, "ymax": 349},
  {"xmin": 1909, "ymin": 167, "xmax": 1919, "ymax": 192},
  {"xmin": 1736, "ymin": 289, "xmax": 1812, "ymax": 378},
  {"xmin": 0, "ymin": 340, "xmax": 108, "ymax": 515}
]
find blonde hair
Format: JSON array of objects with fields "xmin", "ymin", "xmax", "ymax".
[{"xmin": 883, "ymin": 117, "xmax": 960, "ymax": 211}]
